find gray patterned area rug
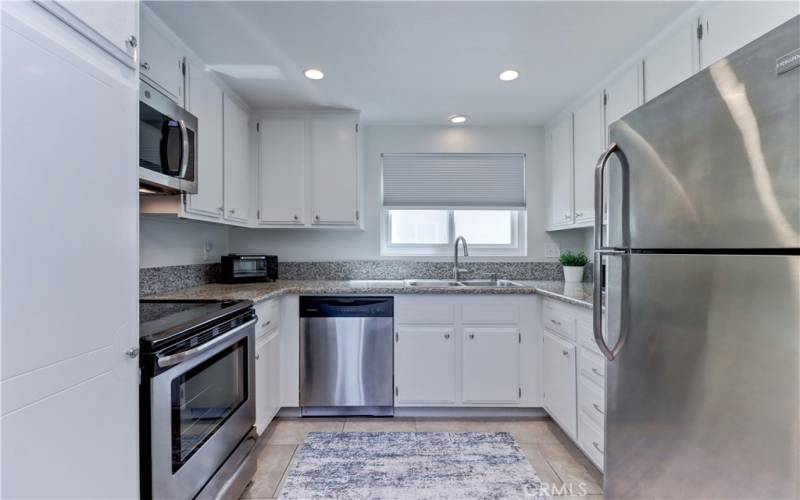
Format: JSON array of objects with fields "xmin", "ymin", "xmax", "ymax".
[{"xmin": 279, "ymin": 432, "xmax": 549, "ymax": 499}]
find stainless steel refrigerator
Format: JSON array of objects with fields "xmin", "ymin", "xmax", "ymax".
[{"xmin": 593, "ymin": 16, "xmax": 799, "ymax": 499}]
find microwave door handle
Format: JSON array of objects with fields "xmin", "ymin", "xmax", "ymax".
[
  {"xmin": 178, "ymin": 119, "xmax": 189, "ymax": 179},
  {"xmin": 157, "ymin": 318, "xmax": 255, "ymax": 368}
]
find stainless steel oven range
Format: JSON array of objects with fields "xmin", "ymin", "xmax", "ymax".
[{"xmin": 139, "ymin": 299, "xmax": 257, "ymax": 500}]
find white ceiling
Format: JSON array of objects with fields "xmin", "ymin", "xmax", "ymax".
[{"xmin": 148, "ymin": 1, "xmax": 693, "ymax": 126}]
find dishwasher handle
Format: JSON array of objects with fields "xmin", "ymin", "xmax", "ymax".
[{"xmin": 299, "ymin": 296, "xmax": 394, "ymax": 318}]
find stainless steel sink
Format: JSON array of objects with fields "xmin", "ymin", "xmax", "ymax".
[
  {"xmin": 403, "ymin": 279, "xmax": 465, "ymax": 287},
  {"xmin": 459, "ymin": 279, "xmax": 525, "ymax": 288}
]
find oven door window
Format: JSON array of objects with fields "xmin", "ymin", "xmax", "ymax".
[
  {"xmin": 233, "ymin": 259, "xmax": 267, "ymax": 278},
  {"xmin": 170, "ymin": 339, "xmax": 248, "ymax": 473}
]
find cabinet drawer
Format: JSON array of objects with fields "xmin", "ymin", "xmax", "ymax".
[
  {"xmin": 578, "ymin": 373, "xmax": 605, "ymax": 426},
  {"xmin": 395, "ymin": 299, "xmax": 454, "ymax": 325},
  {"xmin": 461, "ymin": 303, "xmax": 520, "ymax": 325},
  {"xmin": 578, "ymin": 346, "xmax": 605, "ymax": 389},
  {"xmin": 542, "ymin": 301, "xmax": 576, "ymax": 341},
  {"xmin": 255, "ymin": 298, "xmax": 280, "ymax": 338},
  {"xmin": 578, "ymin": 412, "xmax": 604, "ymax": 470}
]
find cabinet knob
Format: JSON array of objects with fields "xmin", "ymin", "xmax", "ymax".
[
  {"xmin": 591, "ymin": 367, "xmax": 604, "ymax": 378},
  {"xmin": 255, "ymin": 353, "xmax": 260, "ymax": 360},
  {"xmin": 315, "ymin": 215, "xmax": 320, "ymax": 221},
  {"xmin": 125, "ymin": 347, "xmax": 139, "ymax": 359},
  {"xmin": 563, "ymin": 212, "xmax": 571, "ymax": 220},
  {"xmin": 444, "ymin": 333, "xmax": 450, "ymax": 339},
  {"xmin": 592, "ymin": 441, "xmax": 604, "ymax": 454},
  {"xmin": 576, "ymin": 211, "xmax": 584, "ymax": 217},
  {"xmin": 293, "ymin": 215, "xmax": 299, "ymax": 221},
  {"xmin": 562, "ymin": 350, "xmax": 569, "ymax": 356},
  {"xmin": 140, "ymin": 62, "xmax": 150, "ymax": 71},
  {"xmin": 229, "ymin": 209, "xmax": 236, "ymax": 215},
  {"xmin": 261, "ymin": 320, "xmax": 271, "ymax": 328},
  {"xmin": 126, "ymin": 35, "xmax": 138, "ymax": 48},
  {"xmin": 593, "ymin": 403, "xmax": 605, "ymax": 415},
  {"xmin": 468, "ymin": 333, "xmax": 475, "ymax": 340}
]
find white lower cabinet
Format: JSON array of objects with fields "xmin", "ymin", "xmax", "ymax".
[
  {"xmin": 541, "ymin": 298, "xmax": 605, "ymax": 471},
  {"xmin": 255, "ymin": 331, "xmax": 281, "ymax": 434},
  {"xmin": 542, "ymin": 330, "xmax": 577, "ymax": 438},
  {"xmin": 394, "ymin": 296, "xmax": 538, "ymax": 407},
  {"xmin": 462, "ymin": 327, "xmax": 520, "ymax": 404},
  {"xmin": 395, "ymin": 327, "xmax": 457, "ymax": 405}
]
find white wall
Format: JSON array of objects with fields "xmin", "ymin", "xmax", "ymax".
[
  {"xmin": 230, "ymin": 125, "xmax": 588, "ymax": 261},
  {"xmin": 140, "ymin": 216, "xmax": 230, "ymax": 268}
]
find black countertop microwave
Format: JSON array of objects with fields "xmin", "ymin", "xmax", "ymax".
[{"xmin": 221, "ymin": 255, "xmax": 278, "ymax": 283}]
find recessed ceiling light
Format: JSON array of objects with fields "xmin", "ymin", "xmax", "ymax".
[
  {"xmin": 304, "ymin": 68, "xmax": 324, "ymax": 80},
  {"xmin": 499, "ymin": 69, "xmax": 520, "ymax": 81},
  {"xmin": 449, "ymin": 115, "xmax": 468, "ymax": 124}
]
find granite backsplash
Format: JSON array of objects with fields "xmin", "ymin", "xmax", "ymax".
[{"xmin": 140, "ymin": 260, "xmax": 592, "ymax": 296}]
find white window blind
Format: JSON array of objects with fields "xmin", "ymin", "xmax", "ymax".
[{"xmin": 382, "ymin": 153, "xmax": 526, "ymax": 209}]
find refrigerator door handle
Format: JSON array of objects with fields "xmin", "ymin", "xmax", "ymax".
[{"xmin": 593, "ymin": 249, "xmax": 629, "ymax": 361}]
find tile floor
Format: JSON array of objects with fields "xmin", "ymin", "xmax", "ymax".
[{"xmin": 241, "ymin": 417, "xmax": 603, "ymax": 499}]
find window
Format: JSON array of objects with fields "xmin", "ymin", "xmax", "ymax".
[{"xmin": 381, "ymin": 152, "xmax": 527, "ymax": 256}]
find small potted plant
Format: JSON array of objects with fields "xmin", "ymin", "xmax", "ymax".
[{"xmin": 559, "ymin": 251, "xmax": 588, "ymax": 283}]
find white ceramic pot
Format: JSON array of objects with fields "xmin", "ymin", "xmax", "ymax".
[{"xmin": 563, "ymin": 265, "xmax": 585, "ymax": 283}]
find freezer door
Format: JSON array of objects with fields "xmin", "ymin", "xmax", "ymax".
[
  {"xmin": 606, "ymin": 16, "xmax": 799, "ymax": 250},
  {"xmin": 605, "ymin": 254, "xmax": 799, "ymax": 499}
]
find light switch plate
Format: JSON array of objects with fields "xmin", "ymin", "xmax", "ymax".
[{"xmin": 544, "ymin": 242, "xmax": 560, "ymax": 258}]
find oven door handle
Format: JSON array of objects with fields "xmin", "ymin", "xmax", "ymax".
[{"xmin": 157, "ymin": 318, "xmax": 255, "ymax": 368}]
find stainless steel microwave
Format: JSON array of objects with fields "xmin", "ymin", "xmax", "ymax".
[{"xmin": 139, "ymin": 81, "xmax": 198, "ymax": 194}]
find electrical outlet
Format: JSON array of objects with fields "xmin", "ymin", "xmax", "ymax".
[
  {"xmin": 544, "ymin": 242, "xmax": 560, "ymax": 258},
  {"xmin": 203, "ymin": 241, "xmax": 214, "ymax": 262}
]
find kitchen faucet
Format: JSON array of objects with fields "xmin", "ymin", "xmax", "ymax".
[{"xmin": 453, "ymin": 236, "xmax": 469, "ymax": 281}]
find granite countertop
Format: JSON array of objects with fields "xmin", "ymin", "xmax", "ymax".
[{"xmin": 145, "ymin": 279, "xmax": 593, "ymax": 309}]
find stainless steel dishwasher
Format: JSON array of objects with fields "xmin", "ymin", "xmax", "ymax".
[{"xmin": 299, "ymin": 296, "xmax": 394, "ymax": 416}]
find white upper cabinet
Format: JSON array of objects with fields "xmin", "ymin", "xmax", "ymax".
[
  {"xmin": 310, "ymin": 115, "xmax": 359, "ymax": 225},
  {"xmin": 604, "ymin": 63, "xmax": 643, "ymax": 131},
  {"xmin": 223, "ymin": 94, "xmax": 251, "ymax": 224},
  {"xmin": 36, "ymin": 0, "xmax": 138, "ymax": 67},
  {"xmin": 257, "ymin": 111, "xmax": 361, "ymax": 228},
  {"xmin": 547, "ymin": 114, "xmax": 574, "ymax": 229},
  {"xmin": 140, "ymin": 13, "xmax": 183, "ymax": 102},
  {"xmin": 258, "ymin": 117, "xmax": 306, "ymax": 225},
  {"xmin": 699, "ymin": 2, "xmax": 799, "ymax": 69},
  {"xmin": 184, "ymin": 63, "xmax": 223, "ymax": 219},
  {"xmin": 572, "ymin": 93, "xmax": 604, "ymax": 225},
  {"xmin": 644, "ymin": 21, "xmax": 698, "ymax": 102}
]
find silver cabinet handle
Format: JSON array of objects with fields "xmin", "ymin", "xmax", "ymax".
[
  {"xmin": 593, "ymin": 141, "xmax": 630, "ymax": 362},
  {"xmin": 158, "ymin": 319, "xmax": 255, "ymax": 368},
  {"xmin": 140, "ymin": 62, "xmax": 150, "ymax": 71},
  {"xmin": 125, "ymin": 347, "xmax": 139, "ymax": 359},
  {"xmin": 444, "ymin": 333, "xmax": 450, "ymax": 339},
  {"xmin": 591, "ymin": 367, "xmax": 604, "ymax": 378},
  {"xmin": 576, "ymin": 211, "xmax": 584, "ymax": 217},
  {"xmin": 593, "ymin": 441, "xmax": 604, "ymax": 454},
  {"xmin": 562, "ymin": 350, "xmax": 569, "ymax": 356},
  {"xmin": 593, "ymin": 403, "xmax": 605, "ymax": 415},
  {"xmin": 126, "ymin": 35, "xmax": 138, "ymax": 48},
  {"xmin": 255, "ymin": 353, "xmax": 260, "ymax": 360},
  {"xmin": 261, "ymin": 320, "xmax": 271, "ymax": 328},
  {"xmin": 468, "ymin": 333, "xmax": 475, "ymax": 340},
  {"xmin": 178, "ymin": 119, "xmax": 189, "ymax": 178},
  {"xmin": 550, "ymin": 319, "xmax": 562, "ymax": 326}
]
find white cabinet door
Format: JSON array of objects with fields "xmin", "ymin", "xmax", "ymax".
[
  {"xmin": 36, "ymin": 0, "xmax": 138, "ymax": 67},
  {"xmin": 395, "ymin": 327, "xmax": 456, "ymax": 405},
  {"xmin": 139, "ymin": 15, "xmax": 183, "ymax": 101},
  {"xmin": 310, "ymin": 115, "xmax": 358, "ymax": 225},
  {"xmin": 547, "ymin": 115, "xmax": 573, "ymax": 228},
  {"xmin": 644, "ymin": 22, "xmax": 697, "ymax": 102},
  {"xmin": 255, "ymin": 336, "xmax": 270, "ymax": 434},
  {"xmin": 258, "ymin": 117, "xmax": 306, "ymax": 224},
  {"xmin": 604, "ymin": 63, "xmax": 643, "ymax": 131},
  {"xmin": 1, "ymin": 9, "xmax": 138, "ymax": 498},
  {"xmin": 542, "ymin": 331, "xmax": 577, "ymax": 438},
  {"xmin": 572, "ymin": 94, "xmax": 604, "ymax": 225},
  {"xmin": 700, "ymin": 2, "xmax": 798, "ymax": 69},
  {"xmin": 223, "ymin": 94, "xmax": 250, "ymax": 224},
  {"xmin": 184, "ymin": 63, "xmax": 223, "ymax": 219},
  {"xmin": 462, "ymin": 328, "xmax": 520, "ymax": 403}
]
